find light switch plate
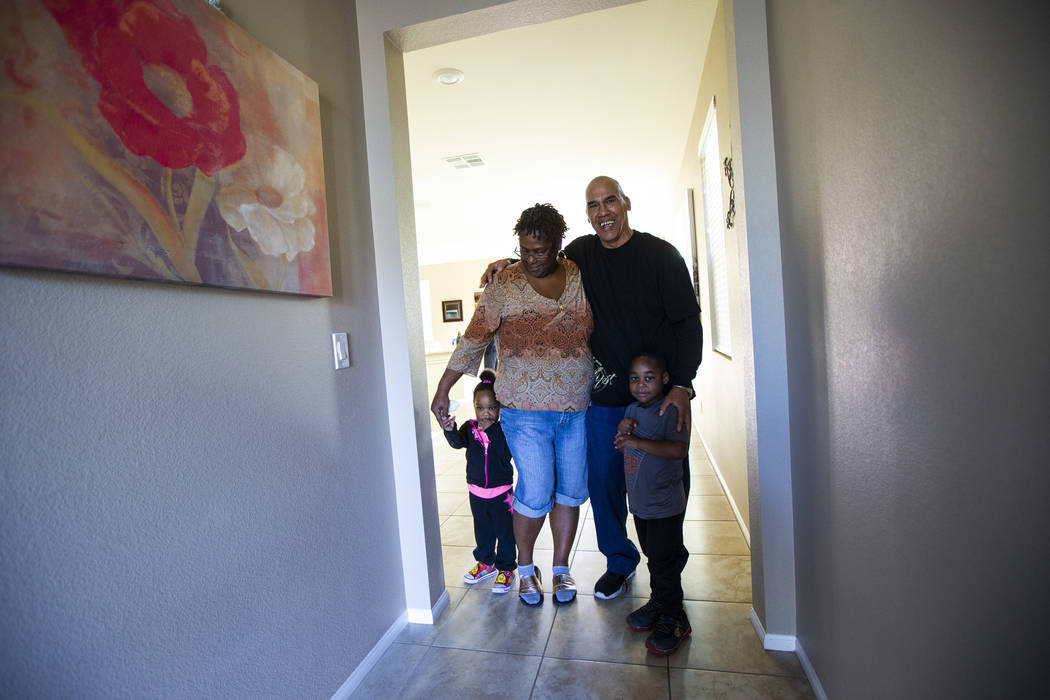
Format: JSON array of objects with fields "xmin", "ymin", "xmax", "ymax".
[{"xmin": 332, "ymin": 332, "xmax": 350, "ymax": 370}]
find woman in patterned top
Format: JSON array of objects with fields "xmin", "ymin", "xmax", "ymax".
[{"xmin": 431, "ymin": 203, "xmax": 593, "ymax": 606}]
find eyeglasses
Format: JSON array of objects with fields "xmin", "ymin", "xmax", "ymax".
[{"xmin": 514, "ymin": 245, "xmax": 556, "ymax": 262}]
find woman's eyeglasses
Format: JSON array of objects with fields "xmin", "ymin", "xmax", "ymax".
[{"xmin": 514, "ymin": 245, "xmax": 556, "ymax": 262}]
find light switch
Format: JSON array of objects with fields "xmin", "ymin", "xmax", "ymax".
[{"xmin": 332, "ymin": 332, "xmax": 350, "ymax": 370}]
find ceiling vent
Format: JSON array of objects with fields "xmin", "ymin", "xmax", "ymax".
[{"xmin": 442, "ymin": 153, "xmax": 486, "ymax": 169}]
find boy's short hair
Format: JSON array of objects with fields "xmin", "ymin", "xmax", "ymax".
[{"xmin": 631, "ymin": 351, "xmax": 667, "ymax": 374}]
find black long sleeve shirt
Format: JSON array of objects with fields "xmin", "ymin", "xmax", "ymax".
[{"xmin": 564, "ymin": 231, "xmax": 703, "ymax": 407}]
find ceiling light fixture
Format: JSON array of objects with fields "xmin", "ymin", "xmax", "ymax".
[{"xmin": 433, "ymin": 68, "xmax": 465, "ymax": 86}]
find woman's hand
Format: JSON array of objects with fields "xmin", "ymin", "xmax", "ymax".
[
  {"xmin": 432, "ymin": 367, "xmax": 464, "ymax": 425},
  {"xmin": 431, "ymin": 391, "xmax": 451, "ymax": 425}
]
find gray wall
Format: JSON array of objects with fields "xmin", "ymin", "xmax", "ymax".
[
  {"xmin": 0, "ymin": 1, "xmax": 406, "ymax": 697},
  {"xmin": 767, "ymin": 1, "xmax": 1049, "ymax": 697}
]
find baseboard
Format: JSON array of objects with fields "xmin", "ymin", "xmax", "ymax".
[
  {"xmin": 795, "ymin": 638, "xmax": 829, "ymax": 700},
  {"xmin": 695, "ymin": 429, "xmax": 751, "ymax": 546},
  {"xmin": 748, "ymin": 607, "xmax": 795, "ymax": 651},
  {"xmin": 406, "ymin": 589, "xmax": 450, "ymax": 624},
  {"xmin": 748, "ymin": 609, "xmax": 828, "ymax": 699},
  {"xmin": 330, "ymin": 590, "xmax": 450, "ymax": 699},
  {"xmin": 330, "ymin": 610, "xmax": 408, "ymax": 700}
]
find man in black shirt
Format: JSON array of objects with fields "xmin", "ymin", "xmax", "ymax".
[
  {"xmin": 571, "ymin": 176, "xmax": 702, "ymax": 599},
  {"xmin": 483, "ymin": 176, "xmax": 702, "ymax": 599}
]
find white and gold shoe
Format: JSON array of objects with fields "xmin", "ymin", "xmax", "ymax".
[
  {"xmin": 552, "ymin": 572, "xmax": 577, "ymax": 604},
  {"xmin": 518, "ymin": 568, "xmax": 543, "ymax": 606}
]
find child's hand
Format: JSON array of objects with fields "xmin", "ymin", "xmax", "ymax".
[
  {"xmin": 616, "ymin": 417, "xmax": 637, "ymax": 436},
  {"xmin": 440, "ymin": 414, "xmax": 457, "ymax": 431},
  {"xmin": 613, "ymin": 432, "xmax": 635, "ymax": 453}
]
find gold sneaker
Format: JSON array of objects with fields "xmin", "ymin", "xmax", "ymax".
[{"xmin": 518, "ymin": 568, "xmax": 543, "ymax": 606}]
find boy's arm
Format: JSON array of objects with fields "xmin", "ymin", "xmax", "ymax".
[
  {"xmin": 613, "ymin": 434, "xmax": 688, "ymax": 459},
  {"xmin": 613, "ymin": 405, "xmax": 688, "ymax": 458}
]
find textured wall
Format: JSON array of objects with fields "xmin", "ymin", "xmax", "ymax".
[
  {"xmin": 0, "ymin": 1, "xmax": 406, "ymax": 697},
  {"xmin": 767, "ymin": 1, "xmax": 1050, "ymax": 696}
]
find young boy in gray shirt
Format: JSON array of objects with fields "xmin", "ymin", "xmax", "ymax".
[{"xmin": 614, "ymin": 352, "xmax": 691, "ymax": 654}]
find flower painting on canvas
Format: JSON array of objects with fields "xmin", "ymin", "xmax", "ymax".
[{"xmin": 0, "ymin": 0, "xmax": 332, "ymax": 296}]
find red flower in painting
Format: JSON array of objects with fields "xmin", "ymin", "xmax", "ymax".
[{"xmin": 44, "ymin": 0, "xmax": 245, "ymax": 175}]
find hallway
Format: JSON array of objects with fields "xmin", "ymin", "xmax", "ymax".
[{"xmin": 351, "ymin": 430, "xmax": 815, "ymax": 698}]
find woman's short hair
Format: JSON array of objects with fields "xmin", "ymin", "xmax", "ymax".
[{"xmin": 513, "ymin": 203, "xmax": 567, "ymax": 250}]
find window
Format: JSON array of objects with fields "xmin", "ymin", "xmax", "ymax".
[{"xmin": 699, "ymin": 100, "xmax": 731, "ymax": 356}]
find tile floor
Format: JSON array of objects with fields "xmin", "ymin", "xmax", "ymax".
[{"xmin": 353, "ymin": 430, "xmax": 815, "ymax": 699}]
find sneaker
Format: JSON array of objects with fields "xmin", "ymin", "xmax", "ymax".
[
  {"xmin": 626, "ymin": 599, "xmax": 662, "ymax": 631},
  {"xmin": 463, "ymin": 562, "xmax": 498, "ymax": 584},
  {"xmin": 645, "ymin": 612, "xmax": 692, "ymax": 655},
  {"xmin": 593, "ymin": 570, "xmax": 635, "ymax": 600},
  {"xmin": 491, "ymin": 570, "xmax": 516, "ymax": 594}
]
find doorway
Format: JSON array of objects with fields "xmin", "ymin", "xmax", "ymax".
[{"xmin": 359, "ymin": 0, "xmax": 796, "ymax": 650}]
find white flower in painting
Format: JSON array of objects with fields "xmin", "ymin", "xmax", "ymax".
[{"xmin": 217, "ymin": 137, "xmax": 317, "ymax": 260}]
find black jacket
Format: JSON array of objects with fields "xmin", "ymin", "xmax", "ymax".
[{"xmin": 444, "ymin": 420, "xmax": 514, "ymax": 489}]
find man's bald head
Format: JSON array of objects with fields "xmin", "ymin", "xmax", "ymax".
[{"xmin": 586, "ymin": 176, "xmax": 626, "ymax": 198}]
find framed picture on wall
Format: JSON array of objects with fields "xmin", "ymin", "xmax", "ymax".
[
  {"xmin": 686, "ymin": 188, "xmax": 701, "ymax": 303},
  {"xmin": 0, "ymin": 0, "xmax": 333, "ymax": 296},
  {"xmin": 442, "ymin": 300, "xmax": 463, "ymax": 322}
]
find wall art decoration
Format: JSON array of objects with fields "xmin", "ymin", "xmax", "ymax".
[
  {"xmin": 0, "ymin": 0, "xmax": 332, "ymax": 295},
  {"xmin": 442, "ymin": 299, "xmax": 463, "ymax": 322}
]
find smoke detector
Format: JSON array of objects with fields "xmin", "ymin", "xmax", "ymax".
[{"xmin": 434, "ymin": 68, "xmax": 465, "ymax": 86}]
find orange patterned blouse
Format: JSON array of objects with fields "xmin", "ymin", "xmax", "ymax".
[{"xmin": 447, "ymin": 260, "xmax": 594, "ymax": 412}]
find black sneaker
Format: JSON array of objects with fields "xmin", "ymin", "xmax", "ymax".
[
  {"xmin": 593, "ymin": 570, "xmax": 635, "ymax": 600},
  {"xmin": 626, "ymin": 599, "xmax": 662, "ymax": 631},
  {"xmin": 645, "ymin": 612, "xmax": 691, "ymax": 655}
]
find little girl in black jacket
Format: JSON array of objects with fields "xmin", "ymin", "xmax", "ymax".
[{"xmin": 441, "ymin": 369, "xmax": 517, "ymax": 593}]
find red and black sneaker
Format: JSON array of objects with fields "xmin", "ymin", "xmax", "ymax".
[
  {"xmin": 645, "ymin": 612, "xmax": 692, "ymax": 655},
  {"xmin": 626, "ymin": 599, "xmax": 662, "ymax": 631}
]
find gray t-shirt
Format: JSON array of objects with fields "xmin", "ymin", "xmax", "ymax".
[{"xmin": 623, "ymin": 401, "xmax": 689, "ymax": 519}]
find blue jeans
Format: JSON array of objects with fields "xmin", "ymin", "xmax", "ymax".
[
  {"xmin": 501, "ymin": 408, "xmax": 588, "ymax": 518},
  {"xmin": 586, "ymin": 404, "xmax": 641, "ymax": 576}
]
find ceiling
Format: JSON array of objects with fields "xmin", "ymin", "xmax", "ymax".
[{"xmin": 403, "ymin": 0, "xmax": 717, "ymax": 266}]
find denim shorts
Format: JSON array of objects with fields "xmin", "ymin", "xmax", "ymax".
[{"xmin": 500, "ymin": 407, "xmax": 588, "ymax": 518}]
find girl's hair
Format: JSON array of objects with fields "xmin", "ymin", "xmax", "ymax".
[
  {"xmin": 473, "ymin": 368, "xmax": 497, "ymax": 398},
  {"xmin": 513, "ymin": 203, "xmax": 567, "ymax": 251}
]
